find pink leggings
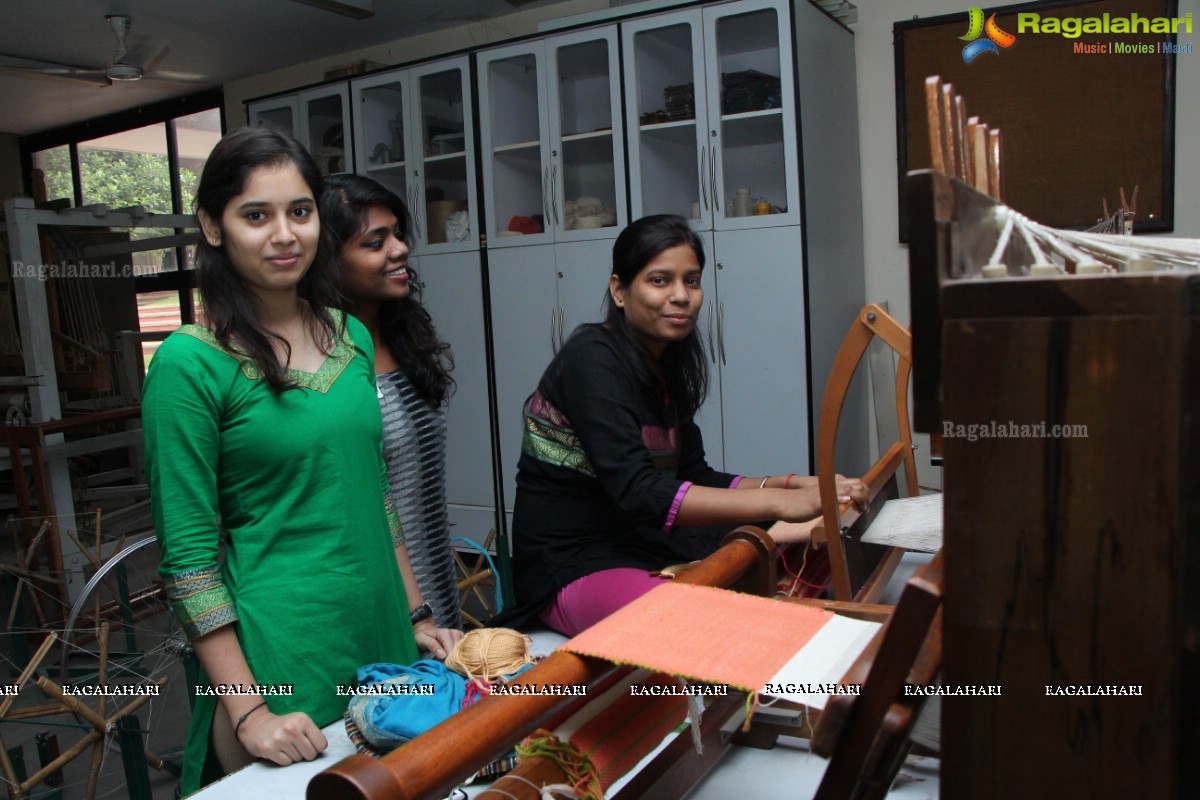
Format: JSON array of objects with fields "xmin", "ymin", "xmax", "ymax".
[{"xmin": 538, "ymin": 568, "xmax": 670, "ymax": 637}]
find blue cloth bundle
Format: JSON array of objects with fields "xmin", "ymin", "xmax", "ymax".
[{"xmin": 347, "ymin": 660, "xmax": 467, "ymax": 751}]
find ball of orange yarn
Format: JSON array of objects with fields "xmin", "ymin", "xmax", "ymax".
[{"xmin": 444, "ymin": 627, "xmax": 534, "ymax": 683}]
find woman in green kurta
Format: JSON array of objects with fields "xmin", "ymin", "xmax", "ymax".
[{"xmin": 143, "ymin": 128, "xmax": 456, "ymax": 794}]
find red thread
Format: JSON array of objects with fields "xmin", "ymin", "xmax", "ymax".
[{"xmin": 776, "ymin": 544, "xmax": 831, "ymax": 591}]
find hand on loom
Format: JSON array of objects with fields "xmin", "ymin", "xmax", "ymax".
[
  {"xmin": 776, "ymin": 477, "xmax": 868, "ymax": 522},
  {"xmin": 236, "ymin": 708, "xmax": 329, "ymax": 766}
]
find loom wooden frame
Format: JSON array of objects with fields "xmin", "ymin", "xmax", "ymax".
[{"xmin": 812, "ymin": 305, "xmax": 920, "ymax": 602}]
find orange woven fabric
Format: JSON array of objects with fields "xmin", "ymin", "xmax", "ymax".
[{"xmin": 562, "ymin": 582, "xmax": 833, "ymax": 692}]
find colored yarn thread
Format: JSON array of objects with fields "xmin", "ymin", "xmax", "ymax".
[
  {"xmin": 445, "ymin": 627, "xmax": 535, "ymax": 684},
  {"xmin": 462, "ymin": 678, "xmax": 493, "ymax": 708},
  {"xmin": 517, "ymin": 730, "xmax": 603, "ymax": 800}
]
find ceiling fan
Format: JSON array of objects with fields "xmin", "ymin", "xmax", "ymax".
[{"xmin": 0, "ymin": 15, "xmax": 206, "ymax": 87}]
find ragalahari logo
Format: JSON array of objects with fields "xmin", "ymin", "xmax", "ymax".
[{"xmin": 960, "ymin": 7, "xmax": 1017, "ymax": 62}]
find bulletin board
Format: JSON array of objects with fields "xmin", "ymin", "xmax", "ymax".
[{"xmin": 895, "ymin": 0, "xmax": 1177, "ymax": 240}]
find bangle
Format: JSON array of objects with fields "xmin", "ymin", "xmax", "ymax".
[
  {"xmin": 758, "ymin": 476, "xmax": 770, "ymax": 489},
  {"xmin": 785, "ymin": 473, "xmax": 798, "ymax": 489},
  {"xmin": 235, "ymin": 701, "xmax": 267, "ymax": 738}
]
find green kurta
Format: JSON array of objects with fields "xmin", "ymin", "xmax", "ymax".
[{"xmin": 143, "ymin": 311, "xmax": 418, "ymax": 794}]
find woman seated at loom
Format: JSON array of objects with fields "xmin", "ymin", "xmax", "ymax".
[
  {"xmin": 507, "ymin": 214, "xmax": 867, "ymax": 636},
  {"xmin": 143, "ymin": 128, "xmax": 458, "ymax": 793}
]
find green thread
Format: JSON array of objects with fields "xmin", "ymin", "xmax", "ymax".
[{"xmin": 517, "ymin": 732, "xmax": 604, "ymax": 800}]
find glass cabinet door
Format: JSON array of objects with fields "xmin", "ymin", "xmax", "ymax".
[
  {"xmin": 299, "ymin": 84, "xmax": 352, "ymax": 175},
  {"xmin": 704, "ymin": 0, "xmax": 799, "ymax": 229},
  {"xmin": 249, "ymin": 95, "xmax": 298, "ymax": 137},
  {"xmin": 622, "ymin": 11, "xmax": 710, "ymax": 228},
  {"xmin": 478, "ymin": 43, "xmax": 552, "ymax": 248},
  {"xmin": 410, "ymin": 57, "xmax": 477, "ymax": 252},
  {"xmin": 546, "ymin": 28, "xmax": 626, "ymax": 242},
  {"xmin": 352, "ymin": 71, "xmax": 410, "ymax": 210}
]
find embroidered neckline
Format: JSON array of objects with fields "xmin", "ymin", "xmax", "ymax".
[{"xmin": 178, "ymin": 309, "xmax": 355, "ymax": 393}]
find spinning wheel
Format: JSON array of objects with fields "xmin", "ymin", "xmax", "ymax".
[{"xmin": 1, "ymin": 521, "xmax": 190, "ymax": 799}]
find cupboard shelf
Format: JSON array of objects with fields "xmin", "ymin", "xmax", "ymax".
[
  {"xmin": 364, "ymin": 160, "xmax": 407, "ymax": 172},
  {"xmin": 720, "ymin": 107, "xmax": 783, "ymax": 123},
  {"xmin": 638, "ymin": 119, "xmax": 697, "ymax": 132},
  {"xmin": 493, "ymin": 140, "xmax": 541, "ymax": 154},
  {"xmin": 560, "ymin": 128, "xmax": 614, "ymax": 142},
  {"xmin": 423, "ymin": 151, "xmax": 466, "ymax": 164}
]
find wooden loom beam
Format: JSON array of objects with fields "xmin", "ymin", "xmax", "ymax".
[{"xmin": 308, "ymin": 527, "xmax": 776, "ymax": 800}]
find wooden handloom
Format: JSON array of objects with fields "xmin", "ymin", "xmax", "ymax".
[
  {"xmin": 907, "ymin": 62, "xmax": 1200, "ymax": 794},
  {"xmin": 308, "ymin": 526, "xmax": 778, "ymax": 800},
  {"xmin": 907, "ymin": 166, "xmax": 1200, "ymax": 798}
]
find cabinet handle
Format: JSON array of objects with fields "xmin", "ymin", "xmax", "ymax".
[
  {"xmin": 550, "ymin": 308, "xmax": 559, "ymax": 355},
  {"xmin": 699, "ymin": 147, "xmax": 708, "ymax": 211},
  {"xmin": 710, "ymin": 144, "xmax": 720, "ymax": 212},
  {"xmin": 706, "ymin": 302, "xmax": 716, "ymax": 364},
  {"xmin": 718, "ymin": 299, "xmax": 726, "ymax": 366},
  {"xmin": 558, "ymin": 305, "xmax": 565, "ymax": 346},
  {"xmin": 542, "ymin": 167, "xmax": 551, "ymax": 224},
  {"xmin": 409, "ymin": 185, "xmax": 423, "ymax": 240},
  {"xmin": 551, "ymin": 162, "xmax": 560, "ymax": 225}
]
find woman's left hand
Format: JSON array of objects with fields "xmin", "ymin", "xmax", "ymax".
[{"xmin": 413, "ymin": 620, "xmax": 464, "ymax": 660}]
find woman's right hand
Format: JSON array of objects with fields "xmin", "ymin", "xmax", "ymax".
[
  {"xmin": 236, "ymin": 708, "xmax": 329, "ymax": 766},
  {"xmin": 777, "ymin": 477, "xmax": 868, "ymax": 522}
]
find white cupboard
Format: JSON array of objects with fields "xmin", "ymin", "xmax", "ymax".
[
  {"xmin": 349, "ymin": 59, "xmax": 494, "ymax": 545},
  {"xmin": 249, "ymin": 85, "xmax": 353, "ymax": 176},
  {"xmin": 477, "ymin": 27, "xmax": 627, "ymax": 248},
  {"xmin": 477, "ymin": 27, "xmax": 629, "ymax": 512}
]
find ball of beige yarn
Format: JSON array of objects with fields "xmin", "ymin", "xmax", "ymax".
[{"xmin": 445, "ymin": 628, "xmax": 534, "ymax": 683}]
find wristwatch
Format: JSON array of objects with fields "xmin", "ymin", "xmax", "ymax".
[{"xmin": 409, "ymin": 602, "xmax": 433, "ymax": 625}]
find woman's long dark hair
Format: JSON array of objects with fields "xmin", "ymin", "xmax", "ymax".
[
  {"xmin": 193, "ymin": 127, "xmax": 339, "ymax": 393},
  {"xmin": 320, "ymin": 173, "xmax": 454, "ymax": 406},
  {"xmin": 603, "ymin": 214, "xmax": 709, "ymax": 421}
]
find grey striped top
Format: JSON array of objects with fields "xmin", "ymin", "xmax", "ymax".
[{"xmin": 378, "ymin": 368, "xmax": 463, "ymax": 630}]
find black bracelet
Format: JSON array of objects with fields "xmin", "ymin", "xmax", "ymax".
[
  {"xmin": 235, "ymin": 701, "xmax": 267, "ymax": 738},
  {"xmin": 409, "ymin": 602, "xmax": 433, "ymax": 625}
]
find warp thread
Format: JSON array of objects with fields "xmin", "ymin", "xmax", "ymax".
[{"xmin": 445, "ymin": 627, "xmax": 535, "ymax": 686}]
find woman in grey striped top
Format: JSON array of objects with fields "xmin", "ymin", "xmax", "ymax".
[{"xmin": 322, "ymin": 174, "xmax": 465, "ymax": 639}]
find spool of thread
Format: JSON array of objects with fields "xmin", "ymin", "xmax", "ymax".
[
  {"xmin": 1127, "ymin": 257, "xmax": 1155, "ymax": 273},
  {"xmin": 981, "ymin": 263, "xmax": 1007, "ymax": 279},
  {"xmin": 1029, "ymin": 263, "xmax": 1059, "ymax": 277},
  {"xmin": 444, "ymin": 628, "xmax": 534, "ymax": 683},
  {"xmin": 1075, "ymin": 262, "xmax": 1105, "ymax": 275}
]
